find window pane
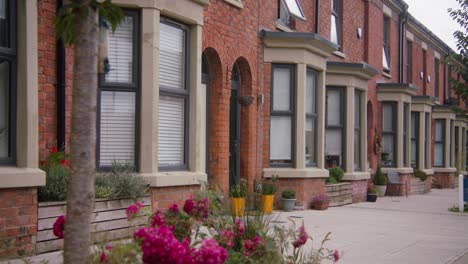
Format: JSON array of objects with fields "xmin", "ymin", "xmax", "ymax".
[
  {"xmin": 435, "ymin": 144, "xmax": 444, "ymax": 167},
  {"xmin": 325, "ymin": 129, "xmax": 342, "ymax": 166},
  {"xmin": 354, "ymin": 131, "xmax": 361, "ymax": 171},
  {"xmin": 382, "ymin": 47, "xmax": 390, "ymax": 69},
  {"xmin": 382, "ymin": 134, "xmax": 394, "ymax": 166},
  {"xmin": 270, "ymin": 116, "xmax": 292, "ymax": 161},
  {"xmin": 411, "ymin": 140, "xmax": 417, "ymax": 168},
  {"xmin": 158, "ymin": 95, "xmax": 185, "ymax": 167},
  {"xmin": 306, "ymin": 70, "xmax": 316, "ymax": 114},
  {"xmin": 0, "ymin": 0, "xmax": 9, "ymax": 48},
  {"xmin": 284, "ymin": 0, "xmax": 305, "ymax": 19},
  {"xmin": 306, "ymin": 118, "xmax": 316, "ymax": 166},
  {"xmin": 273, "ymin": 67, "xmax": 291, "ymax": 111},
  {"xmin": 435, "ymin": 121, "xmax": 443, "ymax": 141},
  {"xmin": 355, "ymin": 92, "xmax": 361, "ymax": 127},
  {"xmin": 99, "ymin": 91, "xmax": 136, "ymax": 167},
  {"xmin": 382, "ymin": 103, "xmax": 394, "ymax": 132},
  {"xmin": 327, "ymin": 89, "xmax": 341, "ymax": 126},
  {"xmin": 331, "ymin": 15, "xmax": 338, "ymax": 45},
  {"xmin": 160, "ymin": 22, "xmax": 185, "ymax": 90},
  {"xmin": 105, "ymin": 16, "xmax": 134, "ymax": 83},
  {"xmin": 0, "ymin": 60, "xmax": 9, "ymax": 158}
]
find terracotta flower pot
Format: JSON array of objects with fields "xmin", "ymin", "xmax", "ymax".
[
  {"xmin": 231, "ymin": 197, "xmax": 245, "ymax": 217},
  {"xmin": 261, "ymin": 194, "xmax": 274, "ymax": 214},
  {"xmin": 314, "ymin": 201, "xmax": 329, "ymax": 210}
]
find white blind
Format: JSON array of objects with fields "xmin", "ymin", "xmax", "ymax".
[
  {"xmin": 327, "ymin": 89, "xmax": 341, "ymax": 126},
  {"xmin": 272, "ymin": 67, "xmax": 291, "ymax": 111},
  {"xmin": 105, "ymin": 16, "xmax": 134, "ymax": 83},
  {"xmin": 435, "ymin": 121, "xmax": 444, "ymax": 141},
  {"xmin": 158, "ymin": 96, "xmax": 185, "ymax": 166},
  {"xmin": 331, "ymin": 15, "xmax": 338, "ymax": 45},
  {"xmin": 435, "ymin": 144, "xmax": 444, "ymax": 166},
  {"xmin": 160, "ymin": 23, "xmax": 185, "ymax": 90},
  {"xmin": 99, "ymin": 91, "xmax": 136, "ymax": 166},
  {"xmin": 306, "ymin": 70, "xmax": 316, "ymax": 114},
  {"xmin": 382, "ymin": 104, "xmax": 394, "ymax": 131},
  {"xmin": 326, "ymin": 130, "xmax": 342, "ymax": 156},
  {"xmin": 0, "ymin": 60, "xmax": 8, "ymax": 157},
  {"xmin": 270, "ymin": 116, "xmax": 291, "ymax": 160}
]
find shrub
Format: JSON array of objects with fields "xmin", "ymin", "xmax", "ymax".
[
  {"xmin": 281, "ymin": 189, "xmax": 296, "ymax": 199},
  {"xmin": 327, "ymin": 167, "xmax": 344, "ymax": 184},
  {"xmin": 38, "ymin": 148, "xmax": 69, "ymax": 202},
  {"xmin": 313, "ymin": 194, "xmax": 330, "ymax": 203},
  {"xmin": 229, "ymin": 179, "xmax": 248, "ymax": 198},
  {"xmin": 95, "ymin": 164, "xmax": 148, "ymax": 201},
  {"xmin": 413, "ymin": 169, "xmax": 428, "ymax": 181},
  {"xmin": 368, "ymin": 186, "xmax": 379, "ymax": 195},
  {"xmin": 374, "ymin": 166, "xmax": 388, "ymax": 186},
  {"xmin": 261, "ymin": 177, "xmax": 277, "ymax": 195}
]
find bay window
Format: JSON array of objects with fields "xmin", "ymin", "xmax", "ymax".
[
  {"xmin": 98, "ymin": 12, "xmax": 139, "ymax": 169},
  {"xmin": 434, "ymin": 119, "xmax": 445, "ymax": 167},
  {"xmin": 158, "ymin": 19, "xmax": 189, "ymax": 170},
  {"xmin": 382, "ymin": 102, "xmax": 396, "ymax": 167},
  {"xmin": 325, "ymin": 87, "xmax": 344, "ymax": 168},
  {"xmin": 305, "ymin": 68, "xmax": 317, "ymax": 167},
  {"xmin": 270, "ymin": 64, "xmax": 294, "ymax": 166},
  {"xmin": 410, "ymin": 112, "xmax": 419, "ymax": 168}
]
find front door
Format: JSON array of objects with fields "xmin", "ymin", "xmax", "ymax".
[{"xmin": 229, "ymin": 65, "xmax": 241, "ymax": 187}]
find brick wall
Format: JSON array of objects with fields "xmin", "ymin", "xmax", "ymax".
[
  {"xmin": 0, "ymin": 188, "xmax": 38, "ymax": 258},
  {"xmin": 349, "ymin": 180, "xmax": 368, "ymax": 203},
  {"xmin": 150, "ymin": 185, "xmax": 201, "ymax": 211},
  {"xmin": 274, "ymin": 178, "xmax": 325, "ymax": 209}
]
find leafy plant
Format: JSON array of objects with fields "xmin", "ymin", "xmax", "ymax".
[
  {"xmin": 261, "ymin": 177, "xmax": 277, "ymax": 195},
  {"xmin": 313, "ymin": 194, "xmax": 330, "ymax": 203},
  {"xmin": 367, "ymin": 186, "xmax": 379, "ymax": 195},
  {"xmin": 327, "ymin": 167, "xmax": 344, "ymax": 184},
  {"xmin": 230, "ymin": 179, "xmax": 248, "ymax": 198},
  {"xmin": 374, "ymin": 166, "xmax": 388, "ymax": 186},
  {"xmin": 413, "ymin": 169, "xmax": 428, "ymax": 182},
  {"xmin": 95, "ymin": 163, "xmax": 148, "ymax": 201},
  {"xmin": 38, "ymin": 148, "xmax": 69, "ymax": 202},
  {"xmin": 281, "ymin": 190, "xmax": 296, "ymax": 199}
]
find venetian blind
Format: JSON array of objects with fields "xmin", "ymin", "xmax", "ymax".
[{"xmin": 105, "ymin": 16, "xmax": 134, "ymax": 83}]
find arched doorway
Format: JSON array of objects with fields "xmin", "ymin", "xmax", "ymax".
[{"xmin": 229, "ymin": 63, "xmax": 241, "ymax": 187}]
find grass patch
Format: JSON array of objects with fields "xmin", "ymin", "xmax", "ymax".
[{"xmin": 448, "ymin": 203, "xmax": 468, "ymax": 213}]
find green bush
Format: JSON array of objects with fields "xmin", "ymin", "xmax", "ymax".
[
  {"xmin": 374, "ymin": 166, "xmax": 388, "ymax": 186},
  {"xmin": 281, "ymin": 189, "xmax": 296, "ymax": 199},
  {"xmin": 95, "ymin": 164, "xmax": 148, "ymax": 201},
  {"xmin": 368, "ymin": 186, "xmax": 379, "ymax": 194},
  {"xmin": 229, "ymin": 179, "xmax": 248, "ymax": 198},
  {"xmin": 327, "ymin": 167, "xmax": 344, "ymax": 184},
  {"xmin": 413, "ymin": 169, "xmax": 428, "ymax": 181},
  {"xmin": 261, "ymin": 177, "xmax": 277, "ymax": 195},
  {"xmin": 38, "ymin": 148, "xmax": 69, "ymax": 202}
]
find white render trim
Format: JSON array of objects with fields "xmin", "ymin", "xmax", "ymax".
[
  {"xmin": 223, "ymin": 0, "xmax": 243, "ymax": 9},
  {"xmin": 421, "ymin": 169, "xmax": 434, "ymax": 175},
  {"xmin": 343, "ymin": 171, "xmax": 371, "ymax": 181},
  {"xmin": 406, "ymin": 31, "xmax": 414, "ymax": 41},
  {"xmin": 422, "ymin": 42, "xmax": 428, "ymax": 51},
  {"xmin": 381, "ymin": 167, "xmax": 414, "ymax": 174},
  {"xmin": 383, "ymin": 4, "xmax": 392, "ymax": 17},
  {"xmin": 263, "ymin": 167, "xmax": 329, "ymax": 178},
  {"xmin": 0, "ymin": 168, "xmax": 45, "ymax": 188},
  {"xmin": 144, "ymin": 171, "xmax": 207, "ymax": 187}
]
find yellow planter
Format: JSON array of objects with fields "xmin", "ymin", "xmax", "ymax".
[
  {"xmin": 261, "ymin": 195, "xmax": 274, "ymax": 214},
  {"xmin": 231, "ymin": 197, "xmax": 246, "ymax": 217}
]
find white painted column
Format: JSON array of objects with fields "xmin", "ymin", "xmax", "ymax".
[
  {"xmin": 361, "ymin": 91, "xmax": 367, "ymax": 171},
  {"xmin": 345, "ymin": 86, "xmax": 355, "ymax": 173},
  {"xmin": 397, "ymin": 101, "xmax": 404, "ymax": 168},
  {"xmin": 445, "ymin": 119, "xmax": 451, "ymax": 168},
  {"xmin": 418, "ymin": 111, "xmax": 425, "ymax": 170},
  {"xmin": 295, "ymin": 64, "xmax": 307, "ymax": 169},
  {"xmin": 317, "ymin": 71, "xmax": 326, "ymax": 169}
]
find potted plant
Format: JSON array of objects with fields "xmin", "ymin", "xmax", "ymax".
[
  {"xmin": 374, "ymin": 166, "xmax": 388, "ymax": 197},
  {"xmin": 367, "ymin": 186, "xmax": 378, "ymax": 202},
  {"xmin": 280, "ymin": 189, "xmax": 296, "ymax": 212},
  {"xmin": 230, "ymin": 179, "xmax": 248, "ymax": 217},
  {"xmin": 326, "ymin": 167, "xmax": 344, "ymax": 184},
  {"xmin": 261, "ymin": 177, "xmax": 277, "ymax": 214},
  {"xmin": 313, "ymin": 194, "xmax": 330, "ymax": 210}
]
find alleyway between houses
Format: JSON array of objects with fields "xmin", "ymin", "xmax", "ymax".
[{"xmin": 276, "ymin": 189, "xmax": 468, "ymax": 264}]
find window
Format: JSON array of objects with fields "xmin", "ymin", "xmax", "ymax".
[
  {"xmin": 278, "ymin": 0, "xmax": 305, "ymax": 27},
  {"xmin": 422, "ymin": 49, "xmax": 427, "ymax": 94},
  {"xmin": 406, "ymin": 40, "xmax": 412, "ymax": 83},
  {"xmin": 325, "ymin": 87, "xmax": 344, "ymax": 168},
  {"xmin": 0, "ymin": 0, "xmax": 16, "ymax": 165},
  {"xmin": 305, "ymin": 68, "xmax": 318, "ymax": 167},
  {"xmin": 410, "ymin": 112, "xmax": 419, "ymax": 168},
  {"xmin": 331, "ymin": 0, "xmax": 341, "ymax": 46},
  {"xmin": 158, "ymin": 19, "xmax": 189, "ymax": 170},
  {"xmin": 425, "ymin": 113, "xmax": 430, "ymax": 168},
  {"xmin": 354, "ymin": 91, "xmax": 362, "ymax": 171},
  {"xmin": 403, "ymin": 103, "xmax": 409, "ymax": 167},
  {"xmin": 270, "ymin": 64, "xmax": 294, "ymax": 166},
  {"xmin": 435, "ymin": 58, "xmax": 439, "ymax": 98},
  {"xmin": 382, "ymin": 102, "xmax": 396, "ymax": 167},
  {"xmin": 434, "ymin": 119, "xmax": 445, "ymax": 167},
  {"xmin": 97, "ymin": 11, "xmax": 139, "ymax": 169},
  {"xmin": 382, "ymin": 16, "xmax": 390, "ymax": 72}
]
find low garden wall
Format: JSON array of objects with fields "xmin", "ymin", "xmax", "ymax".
[
  {"xmin": 36, "ymin": 196, "xmax": 150, "ymax": 254},
  {"xmin": 325, "ymin": 183, "xmax": 352, "ymax": 207},
  {"xmin": 410, "ymin": 176, "xmax": 432, "ymax": 195}
]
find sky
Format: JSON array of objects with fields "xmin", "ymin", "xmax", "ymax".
[{"xmin": 404, "ymin": 0, "xmax": 460, "ymax": 51}]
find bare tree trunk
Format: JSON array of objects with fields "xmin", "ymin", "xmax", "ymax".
[{"xmin": 63, "ymin": 2, "xmax": 98, "ymax": 263}]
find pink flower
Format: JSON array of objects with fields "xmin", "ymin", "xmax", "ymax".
[
  {"xmin": 126, "ymin": 202, "xmax": 144, "ymax": 220},
  {"xmin": 292, "ymin": 224, "xmax": 309, "ymax": 248},
  {"xmin": 100, "ymin": 252, "xmax": 107, "ymax": 263},
  {"xmin": 218, "ymin": 230, "xmax": 234, "ymax": 248},
  {"xmin": 151, "ymin": 210, "xmax": 166, "ymax": 227},
  {"xmin": 183, "ymin": 198, "xmax": 195, "ymax": 214},
  {"xmin": 53, "ymin": 215, "xmax": 65, "ymax": 239},
  {"xmin": 235, "ymin": 218, "xmax": 245, "ymax": 236},
  {"xmin": 244, "ymin": 236, "xmax": 263, "ymax": 256},
  {"xmin": 168, "ymin": 203, "xmax": 179, "ymax": 214},
  {"xmin": 333, "ymin": 250, "xmax": 340, "ymax": 262},
  {"xmin": 192, "ymin": 238, "xmax": 227, "ymax": 264},
  {"xmin": 183, "ymin": 197, "xmax": 210, "ymax": 220}
]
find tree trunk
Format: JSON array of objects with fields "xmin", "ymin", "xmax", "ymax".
[{"xmin": 63, "ymin": 2, "xmax": 98, "ymax": 263}]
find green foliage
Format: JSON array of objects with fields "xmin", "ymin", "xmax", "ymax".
[
  {"xmin": 38, "ymin": 149, "xmax": 69, "ymax": 202},
  {"xmin": 261, "ymin": 177, "xmax": 277, "ymax": 195},
  {"xmin": 281, "ymin": 189, "xmax": 296, "ymax": 199},
  {"xmin": 374, "ymin": 166, "xmax": 388, "ymax": 186},
  {"xmin": 230, "ymin": 179, "xmax": 248, "ymax": 198},
  {"xmin": 413, "ymin": 169, "xmax": 428, "ymax": 182},
  {"xmin": 95, "ymin": 164, "xmax": 148, "ymax": 201},
  {"xmin": 326, "ymin": 167, "xmax": 344, "ymax": 184},
  {"xmin": 368, "ymin": 186, "xmax": 379, "ymax": 195},
  {"xmin": 55, "ymin": 0, "xmax": 124, "ymax": 45}
]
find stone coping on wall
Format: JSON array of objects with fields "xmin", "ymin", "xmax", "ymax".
[
  {"xmin": 263, "ymin": 167, "xmax": 329, "ymax": 178},
  {"xmin": 343, "ymin": 171, "xmax": 371, "ymax": 181},
  {"xmin": 141, "ymin": 171, "xmax": 207, "ymax": 187},
  {"xmin": 0, "ymin": 167, "xmax": 45, "ymax": 189},
  {"xmin": 380, "ymin": 167, "xmax": 414, "ymax": 174},
  {"xmin": 433, "ymin": 167, "xmax": 457, "ymax": 173},
  {"xmin": 421, "ymin": 169, "xmax": 434, "ymax": 175}
]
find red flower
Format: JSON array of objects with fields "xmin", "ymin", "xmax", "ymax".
[
  {"xmin": 40, "ymin": 160, "xmax": 47, "ymax": 166},
  {"xmin": 292, "ymin": 224, "xmax": 309, "ymax": 248},
  {"xmin": 333, "ymin": 250, "xmax": 340, "ymax": 262},
  {"xmin": 100, "ymin": 252, "xmax": 107, "ymax": 263},
  {"xmin": 53, "ymin": 215, "xmax": 65, "ymax": 239},
  {"xmin": 60, "ymin": 159, "xmax": 69, "ymax": 166},
  {"xmin": 50, "ymin": 147, "xmax": 58, "ymax": 153}
]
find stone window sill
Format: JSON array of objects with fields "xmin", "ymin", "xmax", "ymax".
[
  {"xmin": 275, "ymin": 21, "xmax": 293, "ymax": 32},
  {"xmin": 332, "ymin": 50, "xmax": 346, "ymax": 59},
  {"xmin": 343, "ymin": 171, "xmax": 370, "ymax": 181},
  {"xmin": 142, "ymin": 171, "xmax": 207, "ymax": 187},
  {"xmin": 263, "ymin": 167, "xmax": 329, "ymax": 178},
  {"xmin": 223, "ymin": 0, "xmax": 243, "ymax": 9},
  {"xmin": 432, "ymin": 167, "xmax": 457, "ymax": 173},
  {"xmin": 421, "ymin": 169, "xmax": 434, "ymax": 175},
  {"xmin": 380, "ymin": 167, "xmax": 414, "ymax": 174},
  {"xmin": 382, "ymin": 70, "xmax": 392, "ymax": 79},
  {"xmin": 0, "ymin": 167, "xmax": 46, "ymax": 189}
]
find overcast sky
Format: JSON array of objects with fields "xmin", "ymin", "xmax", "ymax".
[{"xmin": 404, "ymin": 0, "xmax": 460, "ymax": 51}]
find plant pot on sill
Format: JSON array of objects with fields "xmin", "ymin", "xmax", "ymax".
[
  {"xmin": 261, "ymin": 194, "xmax": 274, "ymax": 214},
  {"xmin": 313, "ymin": 201, "xmax": 330, "ymax": 210},
  {"xmin": 367, "ymin": 193, "xmax": 378, "ymax": 202},
  {"xmin": 231, "ymin": 197, "xmax": 245, "ymax": 217},
  {"xmin": 375, "ymin": 185, "xmax": 387, "ymax": 197},
  {"xmin": 280, "ymin": 198, "xmax": 296, "ymax": 212}
]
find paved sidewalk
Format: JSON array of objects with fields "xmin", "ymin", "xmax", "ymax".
[{"xmin": 276, "ymin": 188, "xmax": 468, "ymax": 264}]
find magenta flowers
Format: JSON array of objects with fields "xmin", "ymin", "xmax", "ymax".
[
  {"xmin": 126, "ymin": 202, "xmax": 144, "ymax": 220},
  {"xmin": 292, "ymin": 224, "xmax": 309, "ymax": 248},
  {"xmin": 52, "ymin": 215, "xmax": 65, "ymax": 239}
]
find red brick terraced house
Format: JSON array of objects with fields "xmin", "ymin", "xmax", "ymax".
[{"xmin": 0, "ymin": 0, "xmax": 467, "ymax": 258}]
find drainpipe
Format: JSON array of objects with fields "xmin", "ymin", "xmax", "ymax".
[
  {"xmin": 398, "ymin": 6, "xmax": 408, "ymax": 83},
  {"xmin": 314, "ymin": 0, "xmax": 319, "ymax": 34},
  {"xmin": 56, "ymin": 0, "xmax": 66, "ymax": 150}
]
